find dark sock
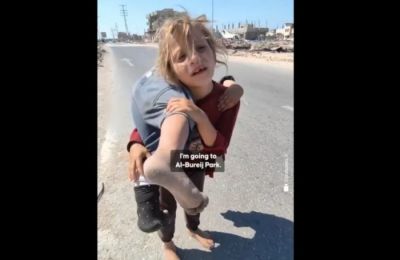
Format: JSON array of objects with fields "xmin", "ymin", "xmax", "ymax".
[{"xmin": 134, "ymin": 185, "xmax": 164, "ymax": 233}]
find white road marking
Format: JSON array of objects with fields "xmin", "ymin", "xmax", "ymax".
[
  {"xmin": 121, "ymin": 58, "xmax": 134, "ymax": 67},
  {"xmin": 281, "ymin": 105, "xmax": 293, "ymax": 112}
]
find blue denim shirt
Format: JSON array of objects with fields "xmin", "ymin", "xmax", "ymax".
[{"xmin": 131, "ymin": 68, "xmax": 198, "ymax": 152}]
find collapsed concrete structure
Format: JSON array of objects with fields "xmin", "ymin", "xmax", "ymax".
[
  {"xmin": 276, "ymin": 23, "xmax": 294, "ymax": 40},
  {"xmin": 228, "ymin": 23, "xmax": 268, "ymax": 40}
]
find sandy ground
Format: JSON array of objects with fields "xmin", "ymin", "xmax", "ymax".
[
  {"xmin": 226, "ymin": 55, "xmax": 293, "ymax": 70},
  {"xmin": 98, "ymin": 46, "xmax": 134, "ymax": 259},
  {"xmin": 97, "ymin": 47, "xmax": 113, "ymax": 164},
  {"xmin": 97, "ymin": 44, "xmax": 293, "ymax": 259},
  {"xmin": 228, "ymin": 49, "xmax": 293, "ymax": 63},
  {"xmin": 98, "ymin": 45, "xmax": 159, "ymax": 260}
]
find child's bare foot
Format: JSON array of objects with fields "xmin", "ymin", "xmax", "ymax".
[
  {"xmin": 163, "ymin": 241, "xmax": 180, "ymax": 260},
  {"xmin": 187, "ymin": 228, "xmax": 215, "ymax": 249}
]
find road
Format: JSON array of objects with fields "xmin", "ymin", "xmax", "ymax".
[{"xmin": 98, "ymin": 43, "xmax": 293, "ymax": 260}]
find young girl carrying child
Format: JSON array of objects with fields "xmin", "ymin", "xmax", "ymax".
[{"xmin": 129, "ymin": 13, "xmax": 242, "ymax": 260}]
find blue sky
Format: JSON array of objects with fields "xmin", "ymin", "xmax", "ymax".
[{"xmin": 98, "ymin": 0, "xmax": 293, "ymax": 38}]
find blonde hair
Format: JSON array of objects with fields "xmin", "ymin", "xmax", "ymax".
[{"xmin": 155, "ymin": 13, "xmax": 227, "ymax": 86}]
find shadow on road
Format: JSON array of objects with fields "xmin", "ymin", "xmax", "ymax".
[{"xmin": 177, "ymin": 210, "xmax": 293, "ymax": 260}]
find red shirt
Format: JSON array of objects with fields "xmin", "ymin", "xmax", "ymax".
[{"xmin": 129, "ymin": 81, "xmax": 240, "ymax": 177}]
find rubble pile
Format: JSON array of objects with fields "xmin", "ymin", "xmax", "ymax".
[
  {"xmin": 250, "ymin": 40, "xmax": 294, "ymax": 52},
  {"xmin": 220, "ymin": 39, "xmax": 251, "ymax": 50},
  {"xmin": 217, "ymin": 38, "xmax": 294, "ymax": 62},
  {"xmin": 221, "ymin": 38, "xmax": 294, "ymax": 53},
  {"xmin": 227, "ymin": 49, "xmax": 293, "ymax": 62}
]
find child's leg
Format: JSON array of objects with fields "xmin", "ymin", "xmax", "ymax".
[
  {"xmin": 144, "ymin": 150, "xmax": 208, "ymax": 215},
  {"xmin": 184, "ymin": 171, "xmax": 205, "ymax": 230},
  {"xmin": 158, "ymin": 187, "xmax": 181, "ymax": 259},
  {"xmin": 158, "ymin": 186, "xmax": 177, "ymax": 242},
  {"xmin": 143, "ymin": 113, "xmax": 208, "ymax": 214},
  {"xmin": 184, "ymin": 171, "xmax": 215, "ymax": 249},
  {"xmin": 134, "ymin": 176, "xmax": 164, "ymax": 233}
]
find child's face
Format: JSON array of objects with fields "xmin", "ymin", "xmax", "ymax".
[{"xmin": 170, "ymin": 25, "xmax": 215, "ymax": 89}]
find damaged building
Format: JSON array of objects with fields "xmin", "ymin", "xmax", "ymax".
[
  {"xmin": 228, "ymin": 23, "xmax": 268, "ymax": 40},
  {"xmin": 276, "ymin": 23, "xmax": 294, "ymax": 40}
]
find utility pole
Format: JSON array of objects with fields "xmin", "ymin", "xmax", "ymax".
[{"xmin": 120, "ymin": 5, "xmax": 129, "ymax": 36}]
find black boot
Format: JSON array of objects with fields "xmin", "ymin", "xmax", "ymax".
[{"xmin": 134, "ymin": 184, "xmax": 164, "ymax": 233}]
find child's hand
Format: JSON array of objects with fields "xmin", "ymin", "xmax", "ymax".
[
  {"xmin": 218, "ymin": 82, "xmax": 244, "ymax": 112},
  {"xmin": 128, "ymin": 143, "xmax": 151, "ymax": 182},
  {"xmin": 166, "ymin": 97, "xmax": 205, "ymax": 123}
]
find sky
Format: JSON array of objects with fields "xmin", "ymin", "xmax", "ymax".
[{"xmin": 98, "ymin": 0, "xmax": 293, "ymax": 39}]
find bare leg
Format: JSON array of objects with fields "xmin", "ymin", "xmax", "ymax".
[
  {"xmin": 144, "ymin": 151, "xmax": 208, "ymax": 215},
  {"xmin": 143, "ymin": 114, "xmax": 208, "ymax": 214}
]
